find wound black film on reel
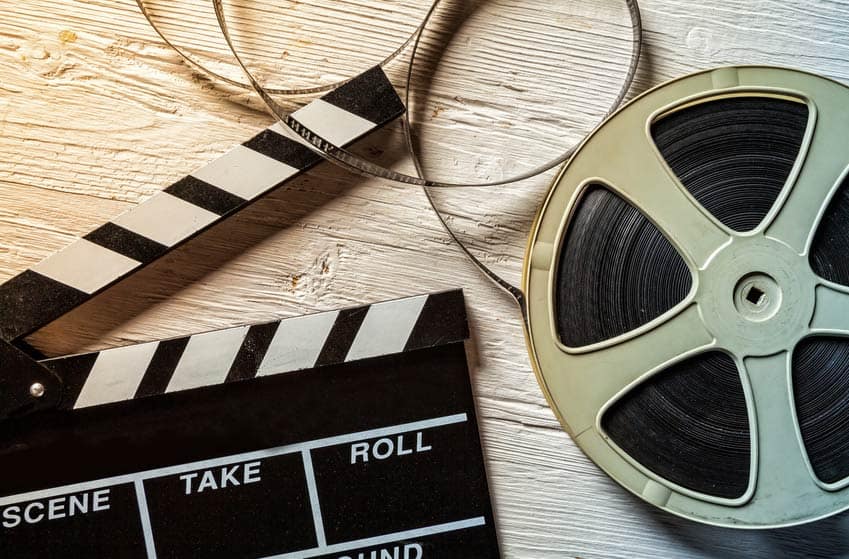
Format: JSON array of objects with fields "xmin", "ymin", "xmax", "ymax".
[{"xmin": 553, "ymin": 96, "xmax": 814, "ymax": 499}]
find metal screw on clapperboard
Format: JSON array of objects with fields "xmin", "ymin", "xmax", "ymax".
[{"xmin": 0, "ymin": 340, "xmax": 63, "ymax": 420}]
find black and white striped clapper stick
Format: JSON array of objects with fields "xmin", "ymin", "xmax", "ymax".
[
  {"xmin": 0, "ymin": 69, "xmax": 500, "ymax": 559},
  {"xmin": 0, "ymin": 66, "xmax": 404, "ymax": 346},
  {"xmin": 44, "ymin": 290, "xmax": 467, "ymax": 410}
]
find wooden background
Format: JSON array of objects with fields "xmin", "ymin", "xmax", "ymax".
[{"xmin": 2, "ymin": 0, "xmax": 849, "ymax": 556}]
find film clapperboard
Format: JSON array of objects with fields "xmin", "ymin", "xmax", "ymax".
[{"xmin": 0, "ymin": 68, "xmax": 500, "ymax": 558}]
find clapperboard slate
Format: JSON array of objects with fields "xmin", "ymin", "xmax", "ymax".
[
  {"xmin": 0, "ymin": 68, "xmax": 499, "ymax": 557},
  {"xmin": 0, "ymin": 290, "xmax": 498, "ymax": 558}
]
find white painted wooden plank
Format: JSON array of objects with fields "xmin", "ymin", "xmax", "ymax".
[{"xmin": 2, "ymin": 1, "xmax": 849, "ymax": 557}]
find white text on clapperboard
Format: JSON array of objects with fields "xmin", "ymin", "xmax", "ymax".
[
  {"xmin": 2, "ymin": 490, "xmax": 111, "ymax": 528},
  {"xmin": 179, "ymin": 461, "xmax": 261, "ymax": 494},
  {"xmin": 339, "ymin": 544, "xmax": 423, "ymax": 559},
  {"xmin": 350, "ymin": 432, "xmax": 432, "ymax": 464}
]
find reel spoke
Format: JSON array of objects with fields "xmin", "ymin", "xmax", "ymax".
[
  {"xmin": 810, "ymin": 283, "xmax": 849, "ymax": 337},
  {"xmin": 563, "ymin": 305, "xmax": 714, "ymax": 434},
  {"xmin": 525, "ymin": 67, "xmax": 849, "ymax": 527},
  {"xmin": 588, "ymin": 127, "xmax": 731, "ymax": 269},
  {"xmin": 741, "ymin": 353, "xmax": 821, "ymax": 511},
  {"xmin": 766, "ymin": 93, "xmax": 849, "ymax": 254}
]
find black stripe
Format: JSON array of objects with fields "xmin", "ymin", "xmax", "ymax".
[
  {"xmin": 165, "ymin": 176, "xmax": 246, "ymax": 216},
  {"xmin": 0, "ymin": 270, "xmax": 89, "ymax": 342},
  {"xmin": 314, "ymin": 306, "xmax": 369, "ymax": 367},
  {"xmin": 225, "ymin": 322, "xmax": 280, "ymax": 382},
  {"xmin": 321, "ymin": 66, "xmax": 405, "ymax": 129},
  {"xmin": 84, "ymin": 222, "xmax": 168, "ymax": 265},
  {"xmin": 0, "ymin": 71, "xmax": 402, "ymax": 342},
  {"xmin": 243, "ymin": 129, "xmax": 321, "ymax": 170},
  {"xmin": 134, "ymin": 337, "xmax": 190, "ymax": 398},
  {"xmin": 43, "ymin": 352, "xmax": 98, "ymax": 411},
  {"xmin": 15, "ymin": 339, "xmax": 47, "ymax": 360},
  {"xmin": 404, "ymin": 290, "xmax": 469, "ymax": 351}
]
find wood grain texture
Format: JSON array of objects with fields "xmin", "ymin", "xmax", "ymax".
[{"xmin": 2, "ymin": 0, "xmax": 849, "ymax": 557}]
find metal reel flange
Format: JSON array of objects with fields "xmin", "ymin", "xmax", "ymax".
[{"xmin": 523, "ymin": 66, "xmax": 849, "ymax": 528}]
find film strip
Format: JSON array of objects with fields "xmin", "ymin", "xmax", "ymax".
[
  {"xmin": 0, "ymin": 66, "xmax": 403, "ymax": 344},
  {"xmin": 217, "ymin": 0, "xmax": 642, "ymax": 189},
  {"xmin": 134, "ymin": 0, "xmax": 643, "ymax": 189},
  {"xmin": 136, "ymin": 0, "xmax": 441, "ymax": 96}
]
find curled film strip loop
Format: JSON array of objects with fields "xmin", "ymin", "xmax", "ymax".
[
  {"xmin": 206, "ymin": 0, "xmax": 643, "ymax": 189},
  {"xmin": 210, "ymin": 0, "xmax": 642, "ymax": 303},
  {"xmin": 396, "ymin": 2, "xmax": 638, "ymax": 303},
  {"xmin": 139, "ymin": 0, "xmax": 643, "ymax": 303},
  {"xmin": 135, "ymin": 0, "xmax": 438, "ymax": 96}
]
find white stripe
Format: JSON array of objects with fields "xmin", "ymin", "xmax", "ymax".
[
  {"xmin": 134, "ymin": 481, "xmax": 158, "ymax": 559},
  {"xmin": 0, "ymin": 414, "xmax": 468, "ymax": 506},
  {"xmin": 291, "ymin": 99, "xmax": 376, "ymax": 146},
  {"xmin": 32, "ymin": 238, "xmax": 140, "ymax": 294},
  {"xmin": 166, "ymin": 326, "xmax": 249, "ymax": 393},
  {"xmin": 301, "ymin": 451, "xmax": 327, "ymax": 548},
  {"xmin": 113, "ymin": 192, "xmax": 219, "ymax": 247},
  {"xmin": 263, "ymin": 517, "xmax": 487, "ymax": 559},
  {"xmin": 345, "ymin": 295, "xmax": 427, "ymax": 362},
  {"xmin": 256, "ymin": 311, "xmax": 339, "ymax": 376},
  {"xmin": 191, "ymin": 145, "xmax": 298, "ymax": 200},
  {"xmin": 74, "ymin": 341, "xmax": 159, "ymax": 409}
]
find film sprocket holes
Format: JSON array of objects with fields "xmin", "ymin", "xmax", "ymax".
[
  {"xmin": 524, "ymin": 66, "xmax": 849, "ymax": 528},
  {"xmin": 199, "ymin": 0, "xmax": 644, "ymax": 189}
]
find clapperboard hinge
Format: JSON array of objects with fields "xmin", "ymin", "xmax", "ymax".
[
  {"xmin": 0, "ymin": 63, "xmax": 500, "ymax": 559},
  {"xmin": 0, "ymin": 66, "xmax": 405, "ymax": 418}
]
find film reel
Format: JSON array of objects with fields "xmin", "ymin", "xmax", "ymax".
[{"xmin": 523, "ymin": 66, "xmax": 849, "ymax": 527}]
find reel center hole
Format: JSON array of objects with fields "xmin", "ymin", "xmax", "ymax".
[
  {"xmin": 734, "ymin": 273, "xmax": 781, "ymax": 321},
  {"xmin": 745, "ymin": 286, "xmax": 766, "ymax": 306}
]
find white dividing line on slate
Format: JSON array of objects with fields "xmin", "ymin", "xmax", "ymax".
[
  {"xmin": 0, "ymin": 413, "xmax": 469, "ymax": 506},
  {"xmin": 262, "ymin": 517, "xmax": 488, "ymax": 559},
  {"xmin": 134, "ymin": 480, "xmax": 158, "ymax": 559},
  {"xmin": 302, "ymin": 450, "xmax": 328, "ymax": 548}
]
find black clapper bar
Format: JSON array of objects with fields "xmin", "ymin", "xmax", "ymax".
[{"xmin": 0, "ymin": 67, "xmax": 405, "ymax": 420}]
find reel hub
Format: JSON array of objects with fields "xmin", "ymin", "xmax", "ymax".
[{"xmin": 699, "ymin": 236, "xmax": 816, "ymax": 357}]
